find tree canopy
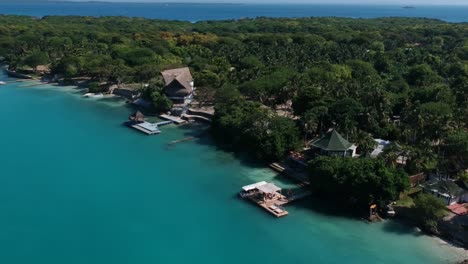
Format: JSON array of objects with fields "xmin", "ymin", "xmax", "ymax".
[{"xmin": 309, "ymin": 157, "xmax": 410, "ymax": 210}]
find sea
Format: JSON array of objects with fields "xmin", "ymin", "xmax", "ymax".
[
  {"xmin": 0, "ymin": 2, "xmax": 467, "ymax": 263},
  {"xmin": 0, "ymin": 2, "xmax": 467, "ymax": 22},
  {"xmin": 0, "ymin": 76, "xmax": 466, "ymax": 262}
]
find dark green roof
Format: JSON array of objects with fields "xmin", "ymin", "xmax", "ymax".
[
  {"xmin": 311, "ymin": 130, "xmax": 352, "ymax": 151},
  {"xmin": 421, "ymin": 180, "xmax": 465, "ymax": 197}
]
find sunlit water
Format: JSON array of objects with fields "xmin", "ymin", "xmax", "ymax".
[
  {"xmin": 0, "ymin": 73, "xmax": 465, "ymax": 263},
  {"xmin": 0, "ymin": 2, "xmax": 467, "ymax": 22}
]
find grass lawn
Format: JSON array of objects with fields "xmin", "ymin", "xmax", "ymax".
[{"xmin": 395, "ymin": 195, "xmax": 415, "ymax": 208}]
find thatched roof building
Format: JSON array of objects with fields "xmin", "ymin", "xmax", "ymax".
[
  {"xmin": 161, "ymin": 67, "xmax": 194, "ymax": 102},
  {"xmin": 129, "ymin": 110, "xmax": 145, "ymax": 122}
]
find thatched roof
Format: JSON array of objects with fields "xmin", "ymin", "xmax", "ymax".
[
  {"xmin": 161, "ymin": 67, "xmax": 193, "ymax": 97},
  {"xmin": 35, "ymin": 65, "xmax": 50, "ymax": 73},
  {"xmin": 129, "ymin": 110, "xmax": 145, "ymax": 121}
]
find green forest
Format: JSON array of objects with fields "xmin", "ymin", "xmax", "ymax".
[{"xmin": 0, "ymin": 15, "xmax": 466, "ymax": 184}]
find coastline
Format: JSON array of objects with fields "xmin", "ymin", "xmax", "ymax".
[
  {"xmin": 0, "ymin": 3, "xmax": 467, "ymax": 23},
  {"xmin": 0, "ymin": 76, "xmax": 466, "ymax": 263}
]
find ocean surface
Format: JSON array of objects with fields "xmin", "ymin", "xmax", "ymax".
[
  {"xmin": 0, "ymin": 2, "xmax": 467, "ymax": 22},
  {"xmin": 0, "ymin": 73, "xmax": 466, "ymax": 263}
]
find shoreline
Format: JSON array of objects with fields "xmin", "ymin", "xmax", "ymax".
[
  {"xmin": 0, "ymin": 4, "xmax": 467, "ymax": 23},
  {"xmin": 2, "ymin": 76, "xmax": 467, "ymax": 262}
]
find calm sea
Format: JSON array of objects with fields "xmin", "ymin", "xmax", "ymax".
[
  {"xmin": 0, "ymin": 73, "xmax": 466, "ymax": 263},
  {"xmin": 0, "ymin": 2, "xmax": 467, "ymax": 22}
]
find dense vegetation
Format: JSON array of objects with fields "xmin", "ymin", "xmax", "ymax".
[
  {"xmin": 412, "ymin": 193, "xmax": 447, "ymax": 233},
  {"xmin": 309, "ymin": 157, "xmax": 409, "ymax": 209},
  {"xmin": 212, "ymin": 86, "xmax": 301, "ymax": 160},
  {"xmin": 0, "ymin": 15, "xmax": 466, "ymax": 177}
]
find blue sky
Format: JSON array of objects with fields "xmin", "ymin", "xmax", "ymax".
[{"xmin": 65, "ymin": 0, "xmax": 468, "ymax": 5}]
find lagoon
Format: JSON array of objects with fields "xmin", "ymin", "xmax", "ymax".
[{"xmin": 0, "ymin": 73, "xmax": 466, "ymax": 263}]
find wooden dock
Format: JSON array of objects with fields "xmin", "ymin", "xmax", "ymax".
[
  {"xmin": 130, "ymin": 122, "xmax": 161, "ymax": 135},
  {"xmin": 125, "ymin": 120, "xmax": 175, "ymax": 136},
  {"xmin": 155, "ymin": 120, "xmax": 174, "ymax": 127},
  {"xmin": 159, "ymin": 114, "xmax": 187, "ymax": 125},
  {"xmin": 248, "ymin": 194, "xmax": 289, "ymax": 218},
  {"xmin": 269, "ymin": 162, "xmax": 310, "ymax": 186},
  {"xmin": 241, "ymin": 182, "xmax": 312, "ymax": 218}
]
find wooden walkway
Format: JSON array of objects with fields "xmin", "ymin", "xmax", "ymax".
[
  {"xmin": 155, "ymin": 121, "xmax": 173, "ymax": 127},
  {"xmin": 245, "ymin": 188, "xmax": 312, "ymax": 218},
  {"xmin": 159, "ymin": 114, "xmax": 187, "ymax": 125},
  {"xmin": 130, "ymin": 122, "xmax": 160, "ymax": 135},
  {"xmin": 269, "ymin": 162, "xmax": 310, "ymax": 186},
  {"xmin": 248, "ymin": 194, "xmax": 289, "ymax": 218}
]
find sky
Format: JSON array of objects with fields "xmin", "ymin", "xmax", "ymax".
[{"xmin": 62, "ymin": 0, "xmax": 468, "ymax": 5}]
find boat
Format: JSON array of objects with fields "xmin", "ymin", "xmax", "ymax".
[
  {"xmin": 0, "ymin": 81, "xmax": 6, "ymax": 85},
  {"xmin": 4, "ymin": 69, "xmax": 33, "ymax": 79},
  {"xmin": 83, "ymin": 93, "xmax": 104, "ymax": 98},
  {"xmin": 386, "ymin": 205, "xmax": 396, "ymax": 217}
]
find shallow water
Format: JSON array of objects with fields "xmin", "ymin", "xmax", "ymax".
[{"xmin": 0, "ymin": 75, "xmax": 465, "ymax": 263}]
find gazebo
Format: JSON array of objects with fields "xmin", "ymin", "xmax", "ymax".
[{"xmin": 310, "ymin": 129, "xmax": 358, "ymax": 157}]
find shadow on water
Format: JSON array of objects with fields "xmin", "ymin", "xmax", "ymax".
[
  {"xmin": 288, "ymin": 196, "xmax": 359, "ymax": 220},
  {"xmin": 173, "ymin": 122, "xmax": 268, "ymax": 167},
  {"xmin": 289, "ymin": 197, "xmax": 424, "ymax": 237},
  {"xmin": 381, "ymin": 220, "xmax": 423, "ymax": 236}
]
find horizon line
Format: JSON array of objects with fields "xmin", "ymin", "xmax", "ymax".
[{"xmin": 42, "ymin": 0, "xmax": 468, "ymax": 6}]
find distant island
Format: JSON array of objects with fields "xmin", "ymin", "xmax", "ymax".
[
  {"xmin": 1, "ymin": 15, "xmax": 467, "ymax": 248},
  {"xmin": 402, "ymin": 6, "xmax": 416, "ymax": 9}
]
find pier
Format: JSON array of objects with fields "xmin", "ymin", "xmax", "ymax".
[
  {"xmin": 126, "ymin": 110, "xmax": 176, "ymax": 135},
  {"xmin": 159, "ymin": 114, "xmax": 187, "ymax": 125},
  {"xmin": 128, "ymin": 121, "xmax": 161, "ymax": 135},
  {"xmin": 240, "ymin": 182, "xmax": 312, "ymax": 218},
  {"xmin": 126, "ymin": 120, "xmax": 175, "ymax": 135},
  {"xmin": 269, "ymin": 162, "xmax": 310, "ymax": 186}
]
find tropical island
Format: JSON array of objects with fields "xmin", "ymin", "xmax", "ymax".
[{"xmin": 0, "ymin": 15, "xmax": 467, "ymax": 248}]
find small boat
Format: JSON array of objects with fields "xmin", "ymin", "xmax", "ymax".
[
  {"xmin": 0, "ymin": 81, "xmax": 6, "ymax": 85},
  {"xmin": 83, "ymin": 93, "xmax": 104, "ymax": 98},
  {"xmin": 386, "ymin": 205, "xmax": 396, "ymax": 217}
]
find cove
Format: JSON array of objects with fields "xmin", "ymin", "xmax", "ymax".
[{"xmin": 0, "ymin": 75, "xmax": 464, "ymax": 263}]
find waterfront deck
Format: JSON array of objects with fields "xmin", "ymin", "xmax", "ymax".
[
  {"xmin": 159, "ymin": 114, "xmax": 187, "ymax": 125},
  {"xmin": 129, "ymin": 121, "xmax": 161, "ymax": 135},
  {"xmin": 248, "ymin": 194, "xmax": 289, "ymax": 218},
  {"xmin": 127, "ymin": 120, "xmax": 176, "ymax": 135},
  {"xmin": 241, "ymin": 182, "xmax": 312, "ymax": 218}
]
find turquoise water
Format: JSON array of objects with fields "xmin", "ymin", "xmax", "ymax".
[
  {"xmin": 0, "ymin": 75, "xmax": 465, "ymax": 263},
  {"xmin": 0, "ymin": 2, "xmax": 467, "ymax": 22}
]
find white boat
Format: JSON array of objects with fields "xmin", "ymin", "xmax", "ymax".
[
  {"xmin": 83, "ymin": 93, "xmax": 104, "ymax": 98},
  {"xmin": 386, "ymin": 205, "xmax": 396, "ymax": 217},
  {"xmin": 0, "ymin": 81, "xmax": 6, "ymax": 85}
]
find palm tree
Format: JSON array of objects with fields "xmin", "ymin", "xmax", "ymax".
[{"xmin": 354, "ymin": 130, "xmax": 377, "ymax": 156}]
